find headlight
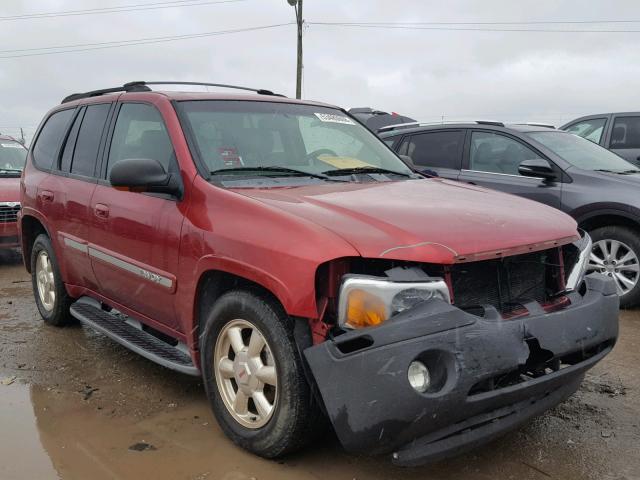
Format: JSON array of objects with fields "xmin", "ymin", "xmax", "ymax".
[
  {"xmin": 338, "ymin": 275, "xmax": 451, "ymax": 329},
  {"xmin": 565, "ymin": 231, "xmax": 592, "ymax": 291}
]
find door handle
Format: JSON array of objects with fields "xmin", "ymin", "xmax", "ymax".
[
  {"xmin": 466, "ymin": 181, "xmax": 476, "ymax": 185},
  {"xmin": 94, "ymin": 204, "xmax": 110, "ymax": 219},
  {"xmin": 39, "ymin": 190, "xmax": 54, "ymax": 202}
]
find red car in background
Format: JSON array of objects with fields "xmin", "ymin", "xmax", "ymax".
[{"xmin": 0, "ymin": 135, "xmax": 26, "ymax": 250}]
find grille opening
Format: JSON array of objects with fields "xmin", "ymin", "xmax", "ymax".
[
  {"xmin": 468, "ymin": 339, "xmax": 614, "ymax": 396},
  {"xmin": 0, "ymin": 205, "xmax": 20, "ymax": 223},
  {"xmin": 449, "ymin": 248, "xmax": 565, "ymax": 317}
]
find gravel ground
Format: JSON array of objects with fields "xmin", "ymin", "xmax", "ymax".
[{"xmin": 0, "ymin": 250, "xmax": 638, "ymax": 480}]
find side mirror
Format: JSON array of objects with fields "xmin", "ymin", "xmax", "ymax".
[
  {"xmin": 518, "ymin": 158, "xmax": 556, "ymax": 180},
  {"xmin": 110, "ymin": 158, "xmax": 182, "ymax": 198}
]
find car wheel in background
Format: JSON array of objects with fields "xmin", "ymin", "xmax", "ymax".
[{"xmin": 587, "ymin": 226, "xmax": 640, "ymax": 308}]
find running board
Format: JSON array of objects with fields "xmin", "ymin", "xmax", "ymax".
[{"xmin": 70, "ymin": 297, "xmax": 199, "ymax": 376}]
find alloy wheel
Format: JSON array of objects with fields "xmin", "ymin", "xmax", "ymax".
[
  {"xmin": 36, "ymin": 250, "xmax": 56, "ymax": 311},
  {"xmin": 587, "ymin": 239, "xmax": 640, "ymax": 296},
  {"xmin": 214, "ymin": 319, "xmax": 278, "ymax": 429}
]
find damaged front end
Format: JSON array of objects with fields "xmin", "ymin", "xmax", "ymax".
[{"xmin": 304, "ymin": 233, "xmax": 619, "ymax": 466}]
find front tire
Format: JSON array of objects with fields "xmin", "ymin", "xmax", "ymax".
[
  {"xmin": 200, "ymin": 289, "xmax": 322, "ymax": 458},
  {"xmin": 588, "ymin": 226, "xmax": 640, "ymax": 308},
  {"xmin": 30, "ymin": 234, "xmax": 75, "ymax": 326}
]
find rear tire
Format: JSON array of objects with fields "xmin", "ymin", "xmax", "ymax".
[
  {"xmin": 30, "ymin": 234, "xmax": 75, "ymax": 326},
  {"xmin": 588, "ymin": 226, "xmax": 640, "ymax": 308},
  {"xmin": 200, "ymin": 289, "xmax": 323, "ymax": 458}
]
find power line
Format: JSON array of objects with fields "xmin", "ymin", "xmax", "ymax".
[
  {"xmin": 308, "ymin": 22, "xmax": 640, "ymax": 33},
  {"xmin": 0, "ymin": 0, "xmax": 245, "ymax": 22},
  {"xmin": 310, "ymin": 19, "xmax": 640, "ymax": 26},
  {"xmin": 0, "ymin": 23, "xmax": 293, "ymax": 59}
]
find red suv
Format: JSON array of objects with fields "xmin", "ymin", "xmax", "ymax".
[
  {"xmin": 0, "ymin": 135, "xmax": 27, "ymax": 250},
  {"xmin": 19, "ymin": 81, "xmax": 618, "ymax": 465}
]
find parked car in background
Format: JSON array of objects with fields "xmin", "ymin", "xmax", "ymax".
[
  {"xmin": 19, "ymin": 83, "xmax": 617, "ymax": 465},
  {"xmin": 560, "ymin": 113, "xmax": 640, "ymax": 166},
  {"xmin": 348, "ymin": 107, "xmax": 415, "ymax": 132},
  {"xmin": 380, "ymin": 121, "xmax": 640, "ymax": 307},
  {"xmin": 0, "ymin": 134, "xmax": 27, "ymax": 250}
]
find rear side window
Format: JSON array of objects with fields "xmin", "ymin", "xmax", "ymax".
[
  {"xmin": 565, "ymin": 118, "xmax": 606, "ymax": 144},
  {"xmin": 60, "ymin": 108, "xmax": 84, "ymax": 173},
  {"xmin": 469, "ymin": 131, "xmax": 543, "ymax": 175},
  {"xmin": 70, "ymin": 103, "xmax": 111, "ymax": 177},
  {"xmin": 400, "ymin": 131, "xmax": 464, "ymax": 169},
  {"xmin": 32, "ymin": 109, "xmax": 75, "ymax": 170},
  {"xmin": 610, "ymin": 116, "xmax": 640, "ymax": 149},
  {"xmin": 107, "ymin": 103, "xmax": 175, "ymax": 174}
]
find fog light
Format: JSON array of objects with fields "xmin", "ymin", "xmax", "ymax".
[{"xmin": 408, "ymin": 361, "xmax": 430, "ymax": 393}]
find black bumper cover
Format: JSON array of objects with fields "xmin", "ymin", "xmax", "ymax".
[{"xmin": 304, "ymin": 274, "xmax": 619, "ymax": 466}]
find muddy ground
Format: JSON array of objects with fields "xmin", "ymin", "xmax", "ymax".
[{"xmin": 0, "ymin": 250, "xmax": 638, "ymax": 480}]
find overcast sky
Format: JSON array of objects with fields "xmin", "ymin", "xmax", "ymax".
[{"xmin": 1, "ymin": 0, "xmax": 639, "ymax": 143}]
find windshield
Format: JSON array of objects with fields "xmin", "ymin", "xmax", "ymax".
[
  {"xmin": 0, "ymin": 140, "xmax": 27, "ymax": 173},
  {"xmin": 527, "ymin": 131, "xmax": 638, "ymax": 172},
  {"xmin": 179, "ymin": 101, "xmax": 413, "ymax": 182}
]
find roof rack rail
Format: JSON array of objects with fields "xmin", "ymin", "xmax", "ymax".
[
  {"xmin": 61, "ymin": 81, "xmax": 285, "ymax": 104},
  {"xmin": 377, "ymin": 119, "xmax": 505, "ymax": 133},
  {"xmin": 513, "ymin": 122, "xmax": 556, "ymax": 129}
]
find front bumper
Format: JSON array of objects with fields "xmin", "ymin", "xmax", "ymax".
[
  {"xmin": 0, "ymin": 221, "xmax": 19, "ymax": 248},
  {"xmin": 304, "ymin": 274, "xmax": 619, "ymax": 466}
]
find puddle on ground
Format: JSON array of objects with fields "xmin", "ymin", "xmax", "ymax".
[{"xmin": 0, "ymin": 384, "xmax": 58, "ymax": 480}]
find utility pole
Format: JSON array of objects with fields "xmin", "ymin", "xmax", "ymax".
[{"xmin": 287, "ymin": 0, "xmax": 303, "ymax": 99}]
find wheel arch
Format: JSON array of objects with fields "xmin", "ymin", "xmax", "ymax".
[
  {"xmin": 20, "ymin": 213, "xmax": 51, "ymax": 273},
  {"xmin": 571, "ymin": 203, "xmax": 640, "ymax": 234}
]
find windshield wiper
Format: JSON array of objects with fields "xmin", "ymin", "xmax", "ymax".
[
  {"xmin": 0, "ymin": 168, "xmax": 22, "ymax": 174},
  {"xmin": 321, "ymin": 166, "xmax": 413, "ymax": 177},
  {"xmin": 594, "ymin": 168, "xmax": 640, "ymax": 175},
  {"xmin": 210, "ymin": 166, "xmax": 346, "ymax": 182}
]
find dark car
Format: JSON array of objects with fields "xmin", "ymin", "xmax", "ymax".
[
  {"xmin": 18, "ymin": 81, "xmax": 617, "ymax": 465},
  {"xmin": 348, "ymin": 107, "xmax": 415, "ymax": 132},
  {"xmin": 380, "ymin": 121, "xmax": 640, "ymax": 307},
  {"xmin": 560, "ymin": 113, "xmax": 640, "ymax": 166}
]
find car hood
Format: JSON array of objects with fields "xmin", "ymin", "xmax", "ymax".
[
  {"xmin": 0, "ymin": 177, "xmax": 20, "ymax": 202},
  {"xmin": 230, "ymin": 178, "xmax": 578, "ymax": 263}
]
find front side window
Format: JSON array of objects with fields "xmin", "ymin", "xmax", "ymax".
[
  {"xmin": 71, "ymin": 103, "xmax": 111, "ymax": 177},
  {"xmin": 610, "ymin": 116, "xmax": 640, "ymax": 149},
  {"xmin": 32, "ymin": 109, "xmax": 75, "ymax": 170},
  {"xmin": 0, "ymin": 140, "xmax": 27, "ymax": 175},
  {"xmin": 565, "ymin": 118, "xmax": 607, "ymax": 144},
  {"xmin": 528, "ymin": 131, "xmax": 638, "ymax": 173},
  {"xmin": 107, "ymin": 103, "xmax": 175, "ymax": 174},
  {"xmin": 400, "ymin": 131, "xmax": 463, "ymax": 169},
  {"xmin": 469, "ymin": 131, "xmax": 543, "ymax": 175},
  {"xmin": 179, "ymin": 101, "xmax": 414, "ymax": 183}
]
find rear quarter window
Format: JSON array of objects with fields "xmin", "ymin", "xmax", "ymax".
[{"xmin": 31, "ymin": 109, "xmax": 75, "ymax": 170}]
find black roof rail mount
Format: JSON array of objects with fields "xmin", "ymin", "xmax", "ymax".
[{"xmin": 61, "ymin": 80, "xmax": 285, "ymax": 104}]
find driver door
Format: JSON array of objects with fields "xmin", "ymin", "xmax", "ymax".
[{"xmin": 458, "ymin": 130, "xmax": 562, "ymax": 209}]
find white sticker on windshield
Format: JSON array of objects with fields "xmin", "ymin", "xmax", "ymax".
[
  {"xmin": 314, "ymin": 113, "xmax": 356, "ymax": 125},
  {"xmin": 1, "ymin": 143, "xmax": 22, "ymax": 148}
]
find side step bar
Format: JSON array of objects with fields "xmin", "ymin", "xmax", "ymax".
[{"xmin": 70, "ymin": 297, "xmax": 200, "ymax": 376}]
